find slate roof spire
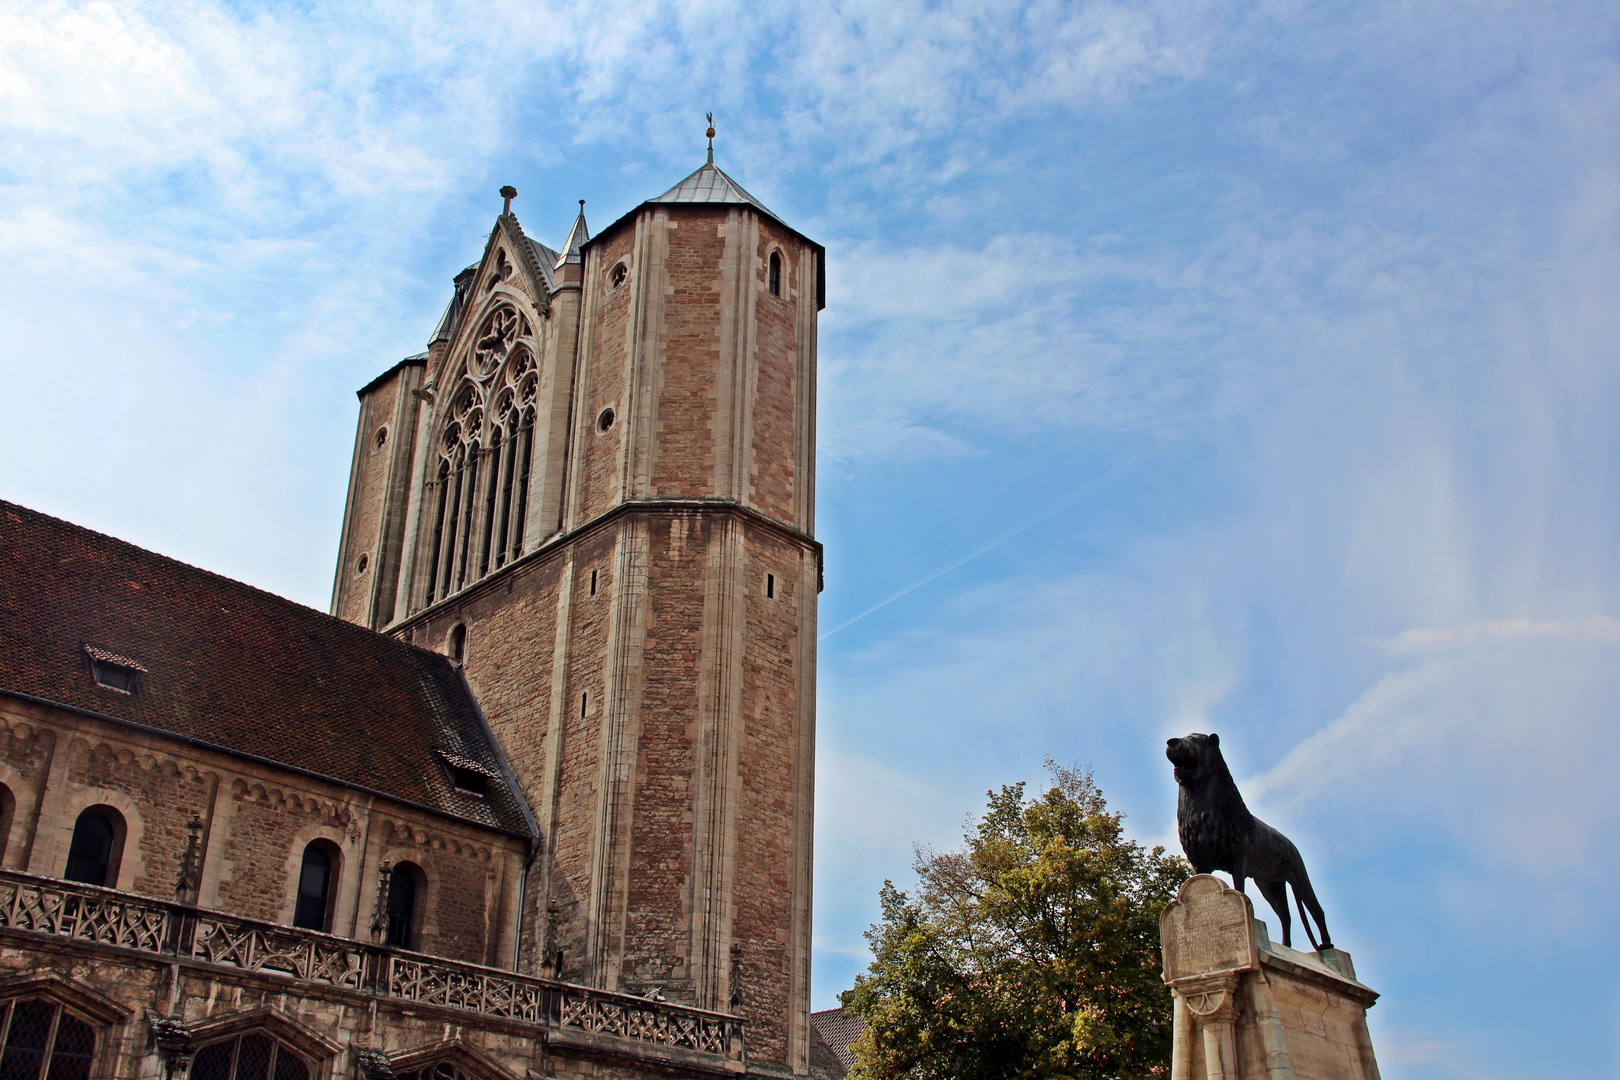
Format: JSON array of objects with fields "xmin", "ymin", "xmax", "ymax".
[
  {"xmin": 652, "ymin": 161, "xmax": 776, "ymax": 217},
  {"xmin": 555, "ymin": 199, "xmax": 590, "ymax": 269}
]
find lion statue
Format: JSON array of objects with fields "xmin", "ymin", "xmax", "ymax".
[{"xmin": 1165, "ymin": 732, "xmax": 1332, "ymax": 950}]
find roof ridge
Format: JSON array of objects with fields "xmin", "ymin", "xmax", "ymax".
[{"xmin": 0, "ymin": 499, "xmax": 443, "ymax": 664}]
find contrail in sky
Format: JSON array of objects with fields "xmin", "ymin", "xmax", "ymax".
[{"xmin": 818, "ymin": 445, "xmax": 1168, "ymax": 642}]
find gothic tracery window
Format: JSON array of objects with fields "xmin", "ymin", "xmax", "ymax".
[
  {"xmin": 397, "ymin": 1063, "xmax": 472, "ymax": 1080},
  {"xmin": 191, "ymin": 1034, "xmax": 309, "ymax": 1080},
  {"xmin": 423, "ymin": 312, "xmax": 539, "ymax": 607},
  {"xmin": 0, "ymin": 999, "xmax": 95, "ymax": 1080}
]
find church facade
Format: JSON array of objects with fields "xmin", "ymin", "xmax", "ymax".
[{"xmin": 0, "ymin": 154, "xmax": 833, "ymax": 1080}]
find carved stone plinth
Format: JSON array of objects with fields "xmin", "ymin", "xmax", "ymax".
[{"xmin": 1161, "ymin": 875, "xmax": 1381, "ymax": 1080}]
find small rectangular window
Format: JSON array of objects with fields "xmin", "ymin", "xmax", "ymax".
[
  {"xmin": 449, "ymin": 766, "xmax": 489, "ymax": 797},
  {"xmin": 581, "ymin": 692, "xmax": 589, "ymax": 718},
  {"xmin": 85, "ymin": 646, "xmax": 145, "ymax": 694},
  {"xmin": 766, "ymin": 573, "xmax": 775, "ymax": 599},
  {"xmin": 590, "ymin": 569, "xmax": 598, "ymax": 596}
]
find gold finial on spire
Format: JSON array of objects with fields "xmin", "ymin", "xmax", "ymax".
[{"xmin": 705, "ymin": 113, "xmax": 715, "ymax": 165}]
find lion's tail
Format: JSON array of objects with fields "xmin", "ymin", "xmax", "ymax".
[{"xmin": 1293, "ymin": 889, "xmax": 1322, "ymax": 952}]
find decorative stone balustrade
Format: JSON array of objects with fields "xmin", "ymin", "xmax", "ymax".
[{"xmin": 0, "ymin": 869, "xmax": 744, "ymax": 1065}]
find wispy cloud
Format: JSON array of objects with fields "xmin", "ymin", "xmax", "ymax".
[{"xmin": 5, "ymin": 2, "xmax": 1620, "ymax": 1075}]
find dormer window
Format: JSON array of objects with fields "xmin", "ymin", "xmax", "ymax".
[
  {"xmin": 449, "ymin": 767, "xmax": 488, "ymax": 797},
  {"xmin": 84, "ymin": 646, "xmax": 144, "ymax": 694},
  {"xmin": 435, "ymin": 750, "xmax": 494, "ymax": 798}
]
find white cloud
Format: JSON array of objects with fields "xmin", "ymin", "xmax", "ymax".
[{"xmin": 1379, "ymin": 616, "xmax": 1620, "ymax": 656}]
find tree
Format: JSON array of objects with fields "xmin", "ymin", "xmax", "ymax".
[{"xmin": 841, "ymin": 763, "xmax": 1189, "ymax": 1080}]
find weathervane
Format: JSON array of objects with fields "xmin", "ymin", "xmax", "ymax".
[{"xmin": 706, "ymin": 113, "xmax": 716, "ymax": 166}]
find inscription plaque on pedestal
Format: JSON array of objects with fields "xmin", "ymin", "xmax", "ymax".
[{"xmin": 1161, "ymin": 874, "xmax": 1259, "ymax": 982}]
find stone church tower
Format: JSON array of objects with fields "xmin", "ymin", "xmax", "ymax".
[{"xmin": 330, "ymin": 153, "xmax": 823, "ymax": 1072}]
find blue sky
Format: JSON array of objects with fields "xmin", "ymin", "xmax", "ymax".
[{"xmin": 4, "ymin": 1, "xmax": 1619, "ymax": 1075}]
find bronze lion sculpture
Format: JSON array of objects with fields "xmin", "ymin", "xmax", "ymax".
[{"xmin": 1166, "ymin": 732, "xmax": 1332, "ymax": 950}]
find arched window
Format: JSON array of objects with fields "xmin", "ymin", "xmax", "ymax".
[
  {"xmin": 292, "ymin": 842, "xmax": 337, "ymax": 932},
  {"xmin": 478, "ymin": 427, "xmax": 502, "ymax": 576},
  {"xmin": 425, "ymin": 459, "xmax": 451, "ymax": 604},
  {"xmin": 192, "ymin": 1034, "xmax": 309, "ymax": 1080},
  {"xmin": 398, "ymin": 1063, "xmax": 476, "ymax": 1080},
  {"xmin": 385, "ymin": 863, "xmax": 421, "ymax": 949},
  {"xmin": 0, "ymin": 998, "xmax": 96, "ymax": 1080},
  {"xmin": 496, "ymin": 422, "xmax": 518, "ymax": 569},
  {"xmin": 447, "ymin": 624, "xmax": 467, "ymax": 666},
  {"xmin": 63, "ymin": 807, "xmax": 123, "ymax": 887},
  {"xmin": 456, "ymin": 444, "xmax": 480, "ymax": 591},
  {"xmin": 441, "ymin": 450, "xmax": 466, "ymax": 598},
  {"xmin": 424, "ymin": 326, "xmax": 542, "ymax": 609},
  {"xmin": 768, "ymin": 252, "xmax": 782, "ymax": 296},
  {"xmin": 510, "ymin": 410, "xmax": 534, "ymax": 560}
]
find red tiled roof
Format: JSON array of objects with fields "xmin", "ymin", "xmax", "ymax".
[
  {"xmin": 810, "ymin": 1007, "xmax": 865, "ymax": 1070},
  {"xmin": 0, "ymin": 500, "xmax": 532, "ymax": 837}
]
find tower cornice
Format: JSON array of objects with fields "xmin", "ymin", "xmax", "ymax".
[{"xmin": 382, "ymin": 497, "xmax": 823, "ymax": 637}]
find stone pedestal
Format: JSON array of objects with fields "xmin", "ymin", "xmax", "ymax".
[{"xmin": 1161, "ymin": 875, "xmax": 1382, "ymax": 1080}]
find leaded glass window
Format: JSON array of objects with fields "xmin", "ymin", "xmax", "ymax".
[
  {"xmin": 0, "ymin": 999, "xmax": 95, "ymax": 1080},
  {"xmin": 191, "ymin": 1034, "xmax": 308, "ymax": 1080}
]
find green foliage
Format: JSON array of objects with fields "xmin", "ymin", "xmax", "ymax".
[{"xmin": 841, "ymin": 762, "xmax": 1189, "ymax": 1080}]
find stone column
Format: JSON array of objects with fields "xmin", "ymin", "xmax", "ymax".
[{"xmin": 1161, "ymin": 875, "xmax": 1382, "ymax": 1080}]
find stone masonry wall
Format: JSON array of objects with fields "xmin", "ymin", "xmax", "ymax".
[
  {"xmin": 0, "ymin": 697, "xmax": 526, "ymax": 968},
  {"xmin": 335, "ymin": 374, "xmax": 401, "ymax": 627},
  {"xmin": 749, "ymin": 220, "xmax": 805, "ymax": 526},
  {"xmin": 650, "ymin": 211, "xmax": 727, "ymax": 498},
  {"xmin": 619, "ymin": 511, "xmax": 707, "ymax": 997},
  {"xmin": 397, "ymin": 523, "xmax": 620, "ymax": 983},
  {"xmin": 730, "ymin": 522, "xmax": 810, "ymax": 1067},
  {"xmin": 576, "ymin": 227, "xmax": 636, "ymax": 525},
  {"xmin": 0, "ymin": 943, "xmax": 708, "ymax": 1080}
]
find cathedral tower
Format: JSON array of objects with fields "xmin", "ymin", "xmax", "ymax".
[{"xmin": 331, "ymin": 155, "xmax": 823, "ymax": 1072}]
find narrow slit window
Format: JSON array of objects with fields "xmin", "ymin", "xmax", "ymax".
[
  {"xmin": 581, "ymin": 692, "xmax": 588, "ymax": 719},
  {"xmin": 768, "ymin": 252, "xmax": 782, "ymax": 296},
  {"xmin": 589, "ymin": 569, "xmax": 597, "ymax": 596},
  {"xmin": 766, "ymin": 573, "xmax": 775, "ymax": 599}
]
